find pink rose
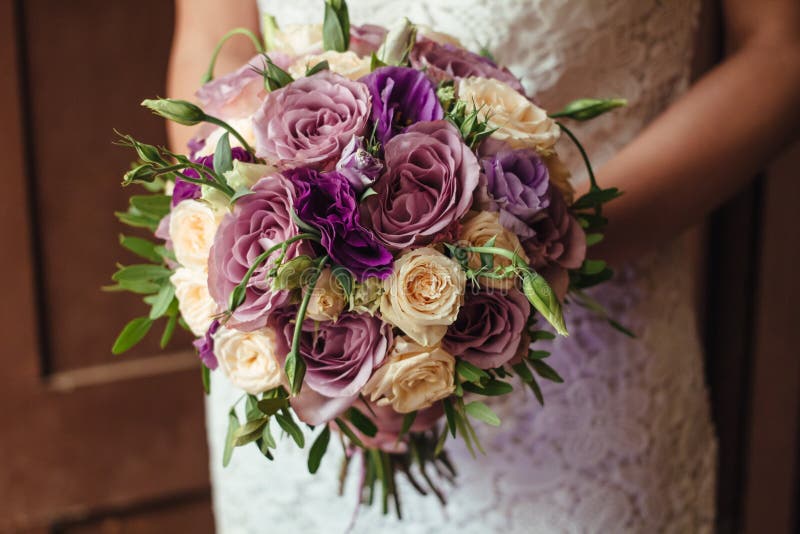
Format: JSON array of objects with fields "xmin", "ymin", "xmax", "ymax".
[
  {"xmin": 253, "ymin": 71, "xmax": 371, "ymax": 170},
  {"xmin": 362, "ymin": 120, "xmax": 479, "ymax": 250}
]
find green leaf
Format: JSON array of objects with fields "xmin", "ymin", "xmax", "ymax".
[
  {"xmin": 370, "ymin": 52, "xmax": 388, "ymax": 71},
  {"xmin": 213, "ymin": 132, "xmax": 233, "ymax": 176},
  {"xmin": 148, "ymin": 284, "xmax": 175, "ymax": 319},
  {"xmin": 322, "ymin": 0, "xmax": 350, "ymax": 52},
  {"xmin": 305, "ymin": 59, "xmax": 330, "ymax": 77},
  {"xmin": 347, "ymin": 407, "xmax": 378, "ymax": 438},
  {"xmin": 245, "ymin": 394, "xmax": 262, "ymax": 421},
  {"xmin": 261, "ymin": 421, "xmax": 277, "ymax": 449},
  {"xmin": 528, "ymin": 349, "xmax": 551, "ymax": 360},
  {"xmin": 462, "ymin": 379, "xmax": 513, "ymax": 396},
  {"xmin": 480, "ymin": 235, "xmax": 497, "ymax": 269},
  {"xmin": 530, "ymin": 359, "xmax": 564, "ymax": 383},
  {"xmin": 119, "ymin": 235, "xmax": 161, "ymax": 262},
  {"xmin": 527, "ymin": 374, "xmax": 545, "ymax": 405},
  {"xmin": 456, "ymin": 359, "xmax": 489, "ymax": 384},
  {"xmin": 331, "ymin": 266, "xmax": 353, "ymax": 301},
  {"xmin": 201, "ymin": 363, "xmax": 211, "ymax": 395},
  {"xmin": 585, "ymin": 233, "xmax": 604, "ymax": 246},
  {"xmin": 233, "ymin": 417, "xmax": 269, "ymax": 446},
  {"xmin": 223, "ymin": 409, "xmax": 240, "ymax": 467},
  {"xmin": 130, "ymin": 195, "xmax": 171, "ymax": 218},
  {"xmin": 359, "ymin": 187, "xmax": 378, "ymax": 202},
  {"xmin": 530, "ymin": 330, "xmax": 556, "ymax": 341},
  {"xmin": 112, "ymin": 264, "xmax": 171, "ymax": 283},
  {"xmin": 256, "ymin": 397, "xmax": 289, "ymax": 416},
  {"xmin": 571, "ymin": 187, "xmax": 623, "ymax": 210},
  {"xmin": 307, "ymin": 425, "xmax": 331, "ymax": 474},
  {"xmin": 284, "ymin": 350, "xmax": 307, "ymax": 396},
  {"xmin": 442, "ymin": 398, "xmax": 457, "ymax": 437},
  {"xmin": 334, "ymin": 417, "xmax": 365, "ymax": 448},
  {"xmin": 512, "ymin": 361, "xmax": 534, "ymax": 383},
  {"xmin": 230, "ymin": 187, "xmax": 255, "ymax": 203},
  {"xmin": 275, "ymin": 412, "xmax": 305, "ymax": 448},
  {"xmin": 258, "ymin": 54, "xmax": 294, "ymax": 91},
  {"xmin": 112, "ymin": 317, "xmax": 153, "ymax": 354},
  {"xmin": 115, "ymin": 210, "xmax": 159, "ymax": 231},
  {"xmin": 105, "ymin": 279, "xmax": 161, "ymax": 294},
  {"xmin": 160, "ymin": 313, "xmax": 178, "ymax": 349},
  {"xmin": 549, "ymin": 97, "xmax": 627, "ymax": 121},
  {"xmin": 581, "ymin": 259, "xmax": 607, "ymax": 275},
  {"xmin": 464, "ymin": 401, "xmax": 501, "ymax": 426}
]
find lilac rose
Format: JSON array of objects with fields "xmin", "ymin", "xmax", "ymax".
[
  {"xmin": 349, "ymin": 24, "xmax": 387, "ymax": 56},
  {"xmin": 172, "ymin": 147, "xmax": 253, "ymax": 207},
  {"xmin": 442, "ymin": 287, "xmax": 530, "ymax": 369},
  {"xmin": 286, "ymin": 167, "xmax": 393, "ymax": 280},
  {"xmin": 410, "ymin": 38, "xmax": 525, "ymax": 93},
  {"xmin": 362, "ymin": 120, "xmax": 480, "ymax": 250},
  {"xmin": 271, "ymin": 310, "xmax": 392, "ymax": 425},
  {"xmin": 523, "ymin": 187, "xmax": 587, "ymax": 299},
  {"xmin": 360, "ymin": 66, "xmax": 443, "ymax": 145},
  {"xmin": 207, "ymin": 174, "xmax": 307, "ymax": 330},
  {"xmin": 476, "ymin": 148, "xmax": 550, "ymax": 237},
  {"xmin": 253, "ymin": 71, "xmax": 371, "ymax": 170}
]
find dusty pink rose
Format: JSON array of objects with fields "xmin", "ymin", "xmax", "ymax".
[
  {"xmin": 253, "ymin": 71, "xmax": 371, "ymax": 169},
  {"xmin": 349, "ymin": 24, "xmax": 387, "ymax": 56},
  {"xmin": 362, "ymin": 120, "xmax": 480, "ymax": 250},
  {"xmin": 442, "ymin": 287, "xmax": 530, "ymax": 369},
  {"xmin": 207, "ymin": 174, "xmax": 306, "ymax": 331}
]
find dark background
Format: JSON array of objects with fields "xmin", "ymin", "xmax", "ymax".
[{"xmin": 1, "ymin": 1, "xmax": 798, "ymax": 532}]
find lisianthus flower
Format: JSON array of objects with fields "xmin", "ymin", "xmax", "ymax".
[
  {"xmin": 476, "ymin": 147, "xmax": 551, "ymax": 238},
  {"xmin": 362, "ymin": 120, "xmax": 479, "ymax": 250},
  {"xmin": 410, "ymin": 38, "xmax": 524, "ymax": 92},
  {"xmin": 207, "ymin": 174, "xmax": 308, "ymax": 331},
  {"xmin": 270, "ymin": 309, "xmax": 393, "ymax": 425},
  {"xmin": 286, "ymin": 167, "xmax": 393, "ymax": 281},
  {"xmin": 172, "ymin": 147, "xmax": 253, "ymax": 207},
  {"xmin": 193, "ymin": 319, "xmax": 220, "ymax": 370},
  {"xmin": 442, "ymin": 287, "xmax": 530, "ymax": 369},
  {"xmin": 360, "ymin": 66, "xmax": 443, "ymax": 145},
  {"xmin": 253, "ymin": 71, "xmax": 371, "ymax": 170},
  {"xmin": 335, "ymin": 136, "xmax": 384, "ymax": 193}
]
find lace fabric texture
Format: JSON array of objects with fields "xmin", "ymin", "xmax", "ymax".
[{"xmin": 206, "ymin": 1, "xmax": 716, "ymax": 532}]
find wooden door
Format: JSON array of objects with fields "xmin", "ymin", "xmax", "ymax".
[{"xmin": 0, "ymin": 1, "xmax": 213, "ymax": 531}]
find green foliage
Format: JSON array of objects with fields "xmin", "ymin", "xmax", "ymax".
[
  {"xmin": 445, "ymin": 99, "xmax": 497, "ymax": 148},
  {"xmin": 323, "ymin": 0, "xmax": 350, "ymax": 52},
  {"xmin": 307, "ymin": 425, "xmax": 331, "ymax": 473}
]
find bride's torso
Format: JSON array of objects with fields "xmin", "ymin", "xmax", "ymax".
[{"xmin": 208, "ymin": 2, "xmax": 716, "ymax": 532}]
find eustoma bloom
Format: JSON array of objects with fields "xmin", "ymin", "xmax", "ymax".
[{"xmin": 286, "ymin": 167, "xmax": 393, "ymax": 280}]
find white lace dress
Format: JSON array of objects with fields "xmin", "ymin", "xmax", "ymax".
[{"xmin": 206, "ymin": 1, "xmax": 718, "ymax": 532}]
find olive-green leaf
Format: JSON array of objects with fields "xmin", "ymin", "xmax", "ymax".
[
  {"xmin": 112, "ymin": 317, "xmax": 153, "ymax": 355},
  {"xmin": 308, "ymin": 425, "xmax": 331, "ymax": 474},
  {"xmin": 464, "ymin": 401, "xmax": 501, "ymax": 426},
  {"xmin": 223, "ymin": 409, "xmax": 240, "ymax": 467}
]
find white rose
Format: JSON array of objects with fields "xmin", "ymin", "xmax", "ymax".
[
  {"xmin": 306, "ymin": 268, "xmax": 346, "ymax": 322},
  {"xmin": 457, "ymin": 77, "xmax": 560, "ymax": 151},
  {"xmin": 363, "ymin": 336, "xmax": 456, "ymax": 413},
  {"xmin": 460, "ymin": 211, "xmax": 529, "ymax": 290},
  {"xmin": 380, "ymin": 247, "xmax": 466, "ymax": 346},
  {"xmin": 168, "ymin": 199, "xmax": 220, "ymax": 270},
  {"xmin": 288, "ymin": 51, "xmax": 371, "ymax": 80},
  {"xmin": 266, "ymin": 23, "xmax": 323, "ymax": 56},
  {"xmin": 214, "ymin": 326, "xmax": 283, "ymax": 395},
  {"xmin": 170, "ymin": 267, "xmax": 217, "ymax": 336}
]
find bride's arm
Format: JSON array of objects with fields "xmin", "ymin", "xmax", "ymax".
[
  {"xmin": 167, "ymin": 0, "xmax": 260, "ymax": 150},
  {"xmin": 592, "ymin": 0, "xmax": 800, "ymax": 266}
]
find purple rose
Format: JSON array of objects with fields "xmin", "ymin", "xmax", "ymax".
[
  {"xmin": 253, "ymin": 71, "xmax": 371, "ymax": 170},
  {"xmin": 286, "ymin": 167, "xmax": 393, "ymax": 280},
  {"xmin": 207, "ymin": 174, "xmax": 307, "ymax": 330},
  {"xmin": 349, "ymin": 24, "xmax": 387, "ymax": 56},
  {"xmin": 522, "ymin": 188, "xmax": 587, "ymax": 299},
  {"xmin": 335, "ymin": 136, "xmax": 384, "ymax": 193},
  {"xmin": 193, "ymin": 320, "xmax": 221, "ymax": 370},
  {"xmin": 442, "ymin": 288, "xmax": 530, "ymax": 369},
  {"xmin": 271, "ymin": 310, "xmax": 392, "ymax": 425},
  {"xmin": 410, "ymin": 38, "xmax": 524, "ymax": 93},
  {"xmin": 362, "ymin": 120, "xmax": 480, "ymax": 250},
  {"xmin": 360, "ymin": 66, "xmax": 443, "ymax": 145},
  {"xmin": 476, "ymin": 148, "xmax": 550, "ymax": 237},
  {"xmin": 172, "ymin": 147, "xmax": 253, "ymax": 207}
]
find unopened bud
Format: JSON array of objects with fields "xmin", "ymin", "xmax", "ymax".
[{"xmin": 141, "ymin": 98, "xmax": 206, "ymax": 126}]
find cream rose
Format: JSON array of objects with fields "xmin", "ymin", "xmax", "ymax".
[
  {"xmin": 168, "ymin": 199, "xmax": 220, "ymax": 270},
  {"xmin": 214, "ymin": 326, "xmax": 283, "ymax": 395},
  {"xmin": 266, "ymin": 23, "xmax": 323, "ymax": 56},
  {"xmin": 380, "ymin": 247, "xmax": 466, "ymax": 346},
  {"xmin": 306, "ymin": 268, "xmax": 346, "ymax": 322},
  {"xmin": 288, "ymin": 51, "xmax": 371, "ymax": 80},
  {"xmin": 363, "ymin": 336, "xmax": 456, "ymax": 413},
  {"xmin": 416, "ymin": 25, "xmax": 463, "ymax": 46},
  {"xmin": 170, "ymin": 267, "xmax": 217, "ymax": 336},
  {"xmin": 460, "ymin": 211, "xmax": 529, "ymax": 290},
  {"xmin": 457, "ymin": 77, "xmax": 560, "ymax": 151}
]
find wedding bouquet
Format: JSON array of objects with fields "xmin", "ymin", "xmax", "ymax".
[{"xmin": 108, "ymin": 0, "xmax": 627, "ymax": 516}]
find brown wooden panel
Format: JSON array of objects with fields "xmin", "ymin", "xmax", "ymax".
[
  {"xmin": 20, "ymin": 0, "xmax": 190, "ymax": 373},
  {"xmin": 743, "ymin": 142, "xmax": 800, "ymax": 534},
  {"xmin": 53, "ymin": 494, "xmax": 213, "ymax": 534}
]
